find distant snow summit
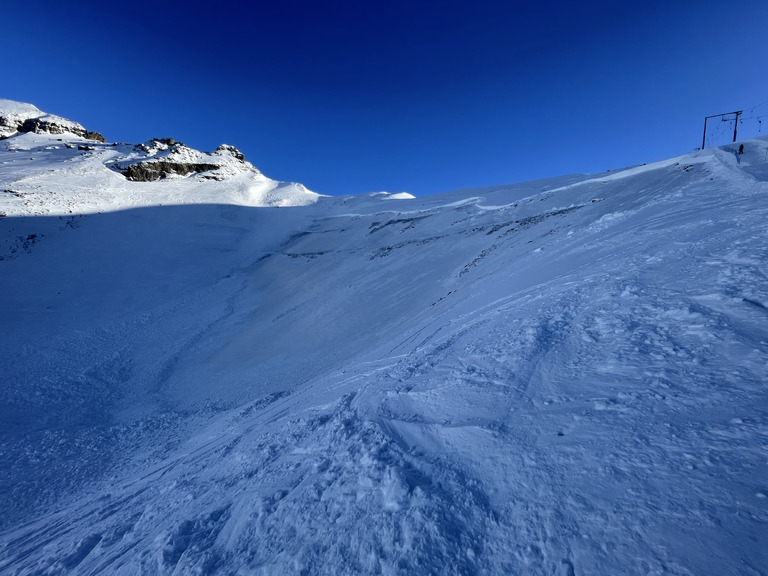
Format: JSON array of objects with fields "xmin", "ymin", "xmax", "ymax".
[{"xmin": 0, "ymin": 98, "xmax": 321, "ymax": 214}]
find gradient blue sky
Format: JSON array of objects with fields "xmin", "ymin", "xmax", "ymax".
[{"xmin": 3, "ymin": 0, "xmax": 768, "ymax": 196}]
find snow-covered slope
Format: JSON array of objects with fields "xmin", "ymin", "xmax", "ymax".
[
  {"xmin": 1, "ymin": 101, "xmax": 767, "ymax": 575},
  {"xmin": 0, "ymin": 99, "xmax": 319, "ymax": 214}
]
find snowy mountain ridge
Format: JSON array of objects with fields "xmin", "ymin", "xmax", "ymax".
[
  {"xmin": 0, "ymin": 99, "xmax": 321, "ymax": 214},
  {"xmin": 1, "ymin": 100, "xmax": 767, "ymax": 575},
  {"xmin": 0, "ymin": 99, "xmax": 104, "ymax": 142}
]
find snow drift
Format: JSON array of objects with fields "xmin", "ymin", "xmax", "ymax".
[{"xmin": 1, "ymin": 100, "xmax": 767, "ymax": 575}]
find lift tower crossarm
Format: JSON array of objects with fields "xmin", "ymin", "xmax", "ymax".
[{"xmin": 702, "ymin": 110, "xmax": 743, "ymax": 149}]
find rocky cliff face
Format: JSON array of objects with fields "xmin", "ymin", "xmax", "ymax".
[
  {"xmin": 0, "ymin": 100, "xmax": 104, "ymax": 141},
  {"xmin": 119, "ymin": 160, "xmax": 221, "ymax": 181},
  {"xmin": 20, "ymin": 116, "xmax": 105, "ymax": 142},
  {"xmin": 113, "ymin": 139, "xmax": 257, "ymax": 182},
  {"xmin": 0, "ymin": 115, "xmax": 23, "ymax": 137}
]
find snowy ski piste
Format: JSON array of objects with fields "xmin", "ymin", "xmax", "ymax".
[{"xmin": 1, "ymin": 99, "xmax": 767, "ymax": 575}]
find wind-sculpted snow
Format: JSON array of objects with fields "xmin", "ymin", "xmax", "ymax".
[{"xmin": 1, "ymin": 124, "xmax": 768, "ymax": 575}]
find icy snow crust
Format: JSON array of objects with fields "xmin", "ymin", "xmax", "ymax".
[{"xmin": 1, "ymin": 121, "xmax": 768, "ymax": 575}]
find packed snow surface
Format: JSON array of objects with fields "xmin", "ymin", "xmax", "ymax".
[{"xmin": 1, "ymin": 101, "xmax": 767, "ymax": 575}]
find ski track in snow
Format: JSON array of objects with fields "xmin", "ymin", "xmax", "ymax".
[{"xmin": 2, "ymin": 117, "xmax": 768, "ymax": 575}]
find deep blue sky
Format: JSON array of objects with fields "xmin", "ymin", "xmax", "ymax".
[{"xmin": 3, "ymin": 1, "xmax": 768, "ymax": 196}]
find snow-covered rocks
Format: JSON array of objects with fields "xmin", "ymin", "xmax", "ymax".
[
  {"xmin": 0, "ymin": 99, "xmax": 44, "ymax": 137},
  {"xmin": 109, "ymin": 138, "xmax": 258, "ymax": 182},
  {"xmin": 0, "ymin": 99, "xmax": 320, "ymax": 215},
  {"xmin": 214, "ymin": 143, "xmax": 246, "ymax": 161},
  {"xmin": 0, "ymin": 98, "xmax": 104, "ymax": 141}
]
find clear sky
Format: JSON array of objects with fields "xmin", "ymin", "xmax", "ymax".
[{"xmin": 3, "ymin": 0, "xmax": 768, "ymax": 196}]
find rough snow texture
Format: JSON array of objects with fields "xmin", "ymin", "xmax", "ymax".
[{"xmin": 1, "ymin": 101, "xmax": 767, "ymax": 576}]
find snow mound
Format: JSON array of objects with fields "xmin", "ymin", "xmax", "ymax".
[
  {"xmin": 383, "ymin": 192, "xmax": 416, "ymax": 200},
  {"xmin": 368, "ymin": 191, "xmax": 416, "ymax": 200}
]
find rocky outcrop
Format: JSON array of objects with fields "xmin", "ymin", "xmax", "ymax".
[
  {"xmin": 0, "ymin": 116, "xmax": 24, "ymax": 137},
  {"xmin": 215, "ymin": 144, "xmax": 245, "ymax": 162},
  {"xmin": 0, "ymin": 100, "xmax": 105, "ymax": 141},
  {"xmin": 121, "ymin": 160, "xmax": 221, "ymax": 181},
  {"xmin": 135, "ymin": 137, "xmax": 180, "ymax": 153},
  {"xmin": 19, "ymin": 116, "xmax": 105, "ymax": 141},
  {"xmin": 112, "ymin": 138, "xmax": 255, "ymax": 182}
]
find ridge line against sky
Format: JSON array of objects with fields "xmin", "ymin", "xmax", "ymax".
[{"xmin": 2, "ymin": 0, "xmax": 768, "ymax": 196}]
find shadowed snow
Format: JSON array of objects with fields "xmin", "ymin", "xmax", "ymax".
[{"xmin": 1, "ymin": 108, "xmax": 767, "ymax": 575}]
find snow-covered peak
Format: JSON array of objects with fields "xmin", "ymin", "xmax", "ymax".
[
  {"xmin": 0, "ymin": 98, "xmax": 42, "ymax": 118},
  {"xmin": 0, "ymin": 99, "xmax": 43, "ymax": 137},
  {"xmin": 0, "ymin": 101, "xmax": 321, "ymax": 214},
  {"xmin": 0, "ymin": 98, "xmax": 103, "ymax": 140}
]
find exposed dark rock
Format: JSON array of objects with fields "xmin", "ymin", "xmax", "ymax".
[
  {"xmin": 120, "ymin": 161, "xmax": 221, "ymax": 182},
  {"xmin": 215, "ymin": 144, "xmax": 245, "ymax": 162},
  {"xmin": 116, "ymin": 138, "xmax": 239, "ymax": 181},
  {"xmin": 0, "ymin": 117, "xmax": 23, "ymax": 135},
  {"xmin": 84, "ymin": 131, "xmax": 106, "ymax": 142},
  {"xmin": 21, "ymin": 117, "xmax": 87, "ymax": 138},
  {"xmin": 0, "ymin": 112, "xmax": 104, "ymax": 141},
  {"xmin": 135, "ymin": 138, "xmax": 184, "ymax": 154}
]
